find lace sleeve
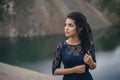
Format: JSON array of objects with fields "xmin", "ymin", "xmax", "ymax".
[
  {"xmin": 52, "ymin": 42, "xmax": 63, "ymax": 74},
  {"xmin": 89, "ymin": 41, "xmax": 96, "ymax": 63}
]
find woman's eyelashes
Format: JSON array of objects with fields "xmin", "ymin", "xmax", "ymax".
[
  {"xmin": 65, "ymin": 23, "xmax": 74, "ymax": 27},
  {"xmin": 69, "ymin": 23, "xmax": 74, "ymax": 27}
]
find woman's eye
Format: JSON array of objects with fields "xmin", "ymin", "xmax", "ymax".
[{"xmin": 68, "ymin": 24, "xmax": 73, "ymax": 27}]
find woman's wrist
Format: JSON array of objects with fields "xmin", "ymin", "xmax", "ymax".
[{"xmin": 88, "ymin": 60, "xmax": 96, "ymax": 70}]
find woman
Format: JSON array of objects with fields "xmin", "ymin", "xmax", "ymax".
[{"xmin": 52, "ymin": 12, "xmax": 96, "ymax": 80}]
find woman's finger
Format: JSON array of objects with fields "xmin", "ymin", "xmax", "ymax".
[
  {"xmin": 85, "ymin": 53, "xmax": 90, "ymax": 58},
  {"xmin": 87, "ymin": 51, "xmax": 91, "ymax": 55}
]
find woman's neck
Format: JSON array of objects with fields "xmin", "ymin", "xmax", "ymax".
[{"xmin": 66, "ymin": 36, "xmax": 81, "ymax": 45}]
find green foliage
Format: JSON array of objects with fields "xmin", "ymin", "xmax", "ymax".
[
  {"xmin": 91, "ymin": 0, "xmax": 120, "ymax": 51},
  {"xmin": 13, "ymin": 0, "xmax": 34, "ymax": 36},
  {"xmin": 0, "ymin": 0, "xmax": 8, "ymax": 22},
  {"xmin": 94, "ymin": 0, "xmax": 120, "ymax": 24}
]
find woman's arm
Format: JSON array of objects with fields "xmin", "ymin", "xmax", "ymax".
[
  {"xmin": 53, "ymin": 65, "xmax": 85, "ymax": 75},
  {"xmin": 84, "ymin": 42, "xmax": 96, "ymax": 70},
  {"xmin": 88, "ymin": 58, "xmax": 96, "ymax": 70}
]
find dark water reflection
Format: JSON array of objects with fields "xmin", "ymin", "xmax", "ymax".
[{"xmin": 0, "ymin": 35, "xmax": 66, "ymax": 64}]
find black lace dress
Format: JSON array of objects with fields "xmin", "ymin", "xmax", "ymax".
[{"xmin": 52, "ymin": 41, "xmax": 96, "ymax": 80}]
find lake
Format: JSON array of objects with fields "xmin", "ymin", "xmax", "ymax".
[{"xmin": 0, "ymin": 35, "xmax": 120, "ymax": 80}]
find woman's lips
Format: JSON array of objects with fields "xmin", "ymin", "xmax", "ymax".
[{"xmin": 65, "ymin": 31, "xmax": 69, "ymax": 34}]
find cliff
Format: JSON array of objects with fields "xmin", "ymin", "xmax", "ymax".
[{"xmin": 0, "ymin": 0, "xmax": 111, "ymax": 37}]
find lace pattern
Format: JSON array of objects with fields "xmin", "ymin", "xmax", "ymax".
[
  {"xmin": 65, "ymin": 44, "xmax": 82, "ymax": 56},
  {"xmin": 52, "ymin": 41, "xmax": 96, "ymax": 74}
]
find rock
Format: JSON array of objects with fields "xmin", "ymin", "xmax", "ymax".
[{"xmin": 0, "ymin": 62, "xmax": 60, "ymax": 80}]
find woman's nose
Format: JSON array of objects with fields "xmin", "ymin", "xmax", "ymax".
[{"xmin": 65, "ymin": 26, "xmax": 69, "ymax": 30}]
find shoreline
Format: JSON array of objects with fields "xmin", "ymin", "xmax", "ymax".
[{"xmin": 0, "ymin": 62, "xmax": 60, "ymax": 80}]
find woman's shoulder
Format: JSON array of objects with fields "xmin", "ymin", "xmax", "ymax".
[{"xmin": 57, "ymin": 41, "xmax": 66, "ymax": 48}]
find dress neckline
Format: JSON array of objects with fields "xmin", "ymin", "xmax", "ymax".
[{"xmin": 65, "ymin": 41, "xmax": 81, "ymax": 46}]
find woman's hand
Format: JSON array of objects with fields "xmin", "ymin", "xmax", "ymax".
[
  {"xmin": 72, "ymin": 65, "xmax": 85, "ymax": 74},
  {"xmin": 83, "ymin": 51, "xmax": 96, "ymax": 70},
  {"xmin": 54, "ymin": 65, "xmax": 85, "ymax": 75},
  {"xmin": 83, "ymin": 52, "xmax": 93, "ymax": 65}
]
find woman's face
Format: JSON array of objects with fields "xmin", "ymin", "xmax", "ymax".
[{"xmin": 64, "ymin": 18, "xmax": 78, "ymax": 37}]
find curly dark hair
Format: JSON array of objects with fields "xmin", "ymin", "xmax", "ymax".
[{"xmin": 67, "ymin": 12, "xmax": 93, "ymax": 53}]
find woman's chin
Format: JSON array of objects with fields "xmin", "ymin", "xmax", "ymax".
[{"xmin": 65, "ymin": 34, "xmax": 70, "ymax": 37}]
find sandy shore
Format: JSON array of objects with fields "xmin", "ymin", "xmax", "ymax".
[{"xmin": 0, "ymin": 62, "xmax": 60, "ymax": 80}]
